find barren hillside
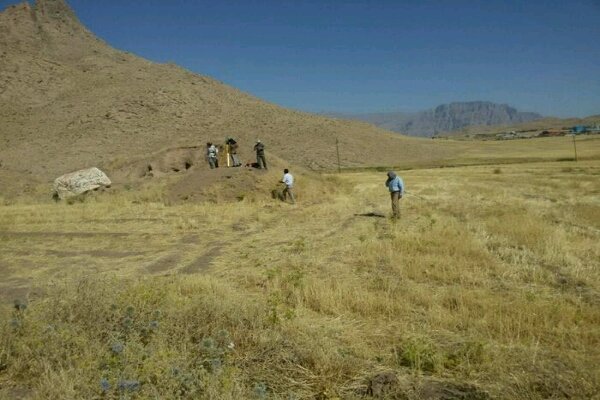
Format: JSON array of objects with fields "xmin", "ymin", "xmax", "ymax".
[{"xmin": 0, "ymin": 0, "xmax": 459, "ymax": 184}]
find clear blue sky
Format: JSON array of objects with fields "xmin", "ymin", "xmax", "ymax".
[{"xmin": 7, "ymin": 0, "xmax": 600, "ymax": 117}]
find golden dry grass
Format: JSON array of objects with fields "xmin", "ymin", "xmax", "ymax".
[
  {"xmin": 336, "ymin": 135, "xmax": 600, "ymax": 176},
  {"xmin": 1, "ymin": 161, "xmax": 599, "ymax": 399}
]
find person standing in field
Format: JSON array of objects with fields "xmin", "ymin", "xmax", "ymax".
[
  {"xmin": 281, "ymin": 168, "xmax": 295, "ymax": 204},
  {"xmin": 254, "ymin": 140, "xmax": 267, "ymax": 169},
  {"xmin": 206, "ymin": 142, "xmax": 219, "ymax": 169},
  {"xmin": 385, "ymin": 171, "xmax": 404, "ymax": 219}
]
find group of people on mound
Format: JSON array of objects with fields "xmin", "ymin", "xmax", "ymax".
[
  {"xmin": 205, "ymin": 138, "xmax": 267, "ymax": 170},
  {"xmin": 205, "ymin": 138, "xmax": 405, "ymax": 215},
  {"xmin": 204, "ymin": 138, "xmax": 295, "ymax": 204}
]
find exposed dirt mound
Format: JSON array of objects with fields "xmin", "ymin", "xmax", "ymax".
[
  {"xmin": 167, "ymin": 166, "xmax": 273, "ymax": 204},
  {"xmin": 110, "ymin": 146, "xmax": 204, "ymax": 181},
  {"xmin": 103, "ymin": 144, "xmax": 286, "ymax": 203},
  {"xmin": 0, "ymin": 141, "xmax": 292, "ymax": 202}
]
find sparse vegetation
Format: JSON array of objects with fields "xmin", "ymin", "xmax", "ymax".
[
  {"xmin": 1, "ymin": 2, "xmax": 599, "ymax": 398},
  {"xmin": 1, "ymin": 161, "xmax": 599, "ymax": 399}
]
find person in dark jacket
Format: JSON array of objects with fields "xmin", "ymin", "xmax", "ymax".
[
  {"xmin": 254, "ymin": 140, "xmax": 267, "ymax": 169},
  {"xmin": 226, "ymin": 138, "xmax": 241, "ymax": 167},
  {"xmin": 385, "ymin": 171, "xmax": 404, "ymax": 219}
]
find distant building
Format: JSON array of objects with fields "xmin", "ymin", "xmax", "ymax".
[{"xmin": 572, "ymin": 125, "xmax": 588, "ymax": 134}]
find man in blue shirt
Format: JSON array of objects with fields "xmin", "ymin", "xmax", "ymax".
[{"xmin": 385, "ymin": 171, "xmax": 404, "ymax": 219}]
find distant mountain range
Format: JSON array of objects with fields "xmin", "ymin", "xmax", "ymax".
[{"xmin": 327, "ymin": 101, "xmax": 544, "ymax": 137}]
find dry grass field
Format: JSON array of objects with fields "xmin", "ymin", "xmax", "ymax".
[
  {"xmin": 1, "ymin": 160, "xmax": 599, "ymax": 399},
  {"xmin": 2, "ymin": 2, "xmax": 599, "ymax": 399}
]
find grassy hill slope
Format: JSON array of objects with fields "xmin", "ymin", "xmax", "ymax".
[{"xmin": 0, "ymin": 0, "xmax": 458, "ymax": 183}]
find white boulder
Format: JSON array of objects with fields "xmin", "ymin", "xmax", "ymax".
[{"xmin": 53, "ymin": 167, "xmax": 111, "ymax": 200}]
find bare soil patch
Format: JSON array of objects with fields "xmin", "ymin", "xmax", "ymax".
[
  {"xmin": 166, "ymin": 166, "xmax": 270, "ymax": 203},
  {"xmin": 110, "ymin": 146, "xmax": 203, "ymax": 181},
  {"xmin": 180, "ymin": 234, "xmax": 200, "ymax": 244},
  {"xmin": 0, "ymin": 231, "xmax": 130, "ymax": 238},
  {"xmin": 146, "ymin": 253, "xmax": 182, "ymax": 274},
  {"xmin": 418, "ymin": 381, "xmax": 489, "ymax": 400},
  {"xmin": 0, "ymin": 278, "xmax": 31, "ymax": 301},
  {"xmin": 181, "ymin": 244, "xmax": 223, "ymax": 274},
  {"xmin": 44, "ymin": 249, "xmax": 146, "ymax": 258}
]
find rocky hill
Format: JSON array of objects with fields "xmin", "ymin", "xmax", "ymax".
[
  {"xmin": 0, "ymin": 0, "xmax": 460, "ymax": 186},
  {"xmin": 330, "ymin": 101, "xmax": 543, "ymax": 137}
]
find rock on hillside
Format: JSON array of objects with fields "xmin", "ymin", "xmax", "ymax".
[
  {"xmin": 331, "ymin": 101, "xmax": 543, "ymax": 137},
  {"xmin": 0, "ymin": 0, "xmax": 459, "ymax": 181}
]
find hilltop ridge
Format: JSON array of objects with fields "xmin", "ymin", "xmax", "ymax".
[{"xmin": 0, "ymin": 0, "xmax": 458, "ymax": 183}]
